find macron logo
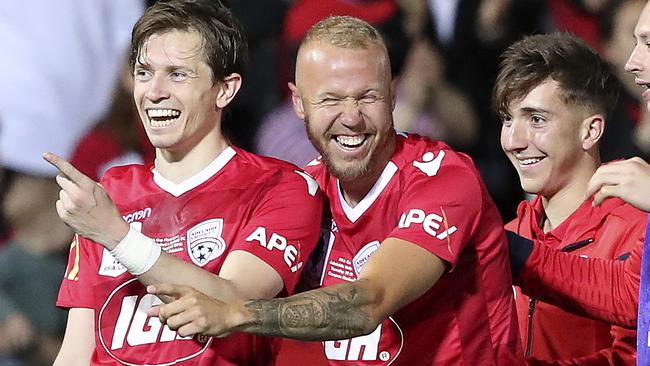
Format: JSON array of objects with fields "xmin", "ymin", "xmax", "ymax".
[{"xmin": 413, "ymin": 151, "xmax": 445, "ymax": 177}]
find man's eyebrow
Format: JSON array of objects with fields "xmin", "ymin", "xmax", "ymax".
[
  {"xmin": 134, "ymin": 62, "xmax": 150, "ymax": 68},
  {"xmin": 519, "ymin": 107, "xmax": 554, "ymax": 115}
]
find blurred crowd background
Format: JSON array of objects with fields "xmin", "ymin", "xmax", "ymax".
[{"xmin": 0, "ymin": 0, "xmax": 647, "ymax": 365}]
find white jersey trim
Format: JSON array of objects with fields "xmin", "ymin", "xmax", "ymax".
[
  {"xmin": 152, "ymin": 146, "xmax": 237, "ymax": 197},
  {"xmin": 338, "ymin": 161, "xmax": 398, "ymax": 223}
]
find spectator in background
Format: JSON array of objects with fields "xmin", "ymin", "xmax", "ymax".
[
  {"xmin": 0, "ymin": 170, "xmax": 69, "ymax": 366},
  {"xmin": 0, "ymin": 1, "xmax": 143, "ymax": 365},
  {"xmin": 546, "ymin": 0, "xmax": 614, "ymax": 50},
  {"xmin": 222, "ymin": 0, "xmax": 288, "ymax": 151},
  {"xmin": 392, "ymin": 38, "xmax": 478, "ymax": 149},
  {"xmin": 70, "ymin": 63, "xmax": 155, "ymax": 181},
  {"xmin": 601, "ymin": 0, "xmax": 650, "ymax": 159},
  {"xmin": 425, "ymin": 0, "xmax": 549, "ymax": 222}
]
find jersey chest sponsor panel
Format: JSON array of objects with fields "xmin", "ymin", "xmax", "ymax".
[
  {"xmin": 310, "ymin": 134, "xmax": 522, "ymax": 365},
  {"xmin": 97, "ymin": 184, "xmax": 276, "ymax": 364},
  {"xmin": 59, "ymin": 149, "xmax": 320, "ymax": 365}
]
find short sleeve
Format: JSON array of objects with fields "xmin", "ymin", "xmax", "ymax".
[
  {"xmin": 388, "ymin": 159, "xmax": 484, "ymax": 271},
  {"xmin": 56, "ymin": 235, "xmax": 101, "ymax": 309},
  {"xmin": 230, "ymin": 171, "xmax": 323, "ymax": 293}
]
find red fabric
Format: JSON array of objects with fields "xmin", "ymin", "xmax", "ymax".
[
  {"xmin": 70, "ymin": 121, "xmax": 154, "ymax": 181},
  {"xmin": 547, "ymin": 0, "xmax": 601, "ymax": 51},
  {"xmin": 57, "ymin": 147, "xmax": 323, "ymax": 365},
  {"xmin": 277, "ymin": 340, "xmax": 329, "ymax": 366},
  {"xmin": 519, "ymin": 239, "xmax": 641, "ymax": 329},
  {"xmin": 305, "ymin": 134, "xmax": 524, "ymax": 365},
  {"xmin": 506, "ymin": 195, "xmax": 643, "ymax": 365},
  {"xmin": 283, "ymin": 0, "xmax": 397, "ymax": 44}
]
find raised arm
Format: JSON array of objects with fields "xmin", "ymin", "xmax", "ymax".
[
  {"xmin": 42, "ymin": 152, "xmax": 320, "ymax": 301},
  {"xmin": 43, "ymin": 152, "xmax": 256, "ymax": 300}
]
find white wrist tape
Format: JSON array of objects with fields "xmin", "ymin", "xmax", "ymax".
[{"xmin": 110, "ymin": 226, "xmax": 162, "ymax": 276}]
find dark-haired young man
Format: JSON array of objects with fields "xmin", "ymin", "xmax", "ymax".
[{"xmin": 494, "ymin": 33, "xmax": 644, "ymax": 364}]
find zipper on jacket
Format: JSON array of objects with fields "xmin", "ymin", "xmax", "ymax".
[
  {"xmin": 524, "ymin": 238, "xmax": 592, "ymax": 358},
  {"xmin": 525, "ymin": 297, "xmax": 537, "ymax": 357}
]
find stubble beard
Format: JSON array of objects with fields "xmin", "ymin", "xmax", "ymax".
[{"xmin": 305, "ymin": 117, "xmax": 375, "ymax": 181}]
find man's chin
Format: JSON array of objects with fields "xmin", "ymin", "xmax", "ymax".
[{"xmin": 323, "ymin": 157, "xmax": 372, "ymax": 181}]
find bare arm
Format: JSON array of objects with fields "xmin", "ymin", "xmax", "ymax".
[
  {"xmin": 150, "ymin": 237, "xmax": 446, "ymax": 340},
  {"xmin": 137, "ymin": 249, "xmax": 283, "ymax": 301},
  {"xmin": 53, "ymin": 308, "xmax": 95, "ymax": 366}
]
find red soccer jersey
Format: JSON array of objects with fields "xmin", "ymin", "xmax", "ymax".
[
  {"xmin": 305, "ymin": 134, "xmax": 523, "ymax": 365},
  {"xmin": 57, "ymin": 146, "xmax": 323, "ymax": 366}
]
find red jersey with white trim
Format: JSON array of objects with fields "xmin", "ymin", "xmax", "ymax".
[
  {"xmin": 306, "ymin": 134, "xmax": 523, "ymax": 365},
  {"xmin": 57, "ymin": 146, "xmax": 323, "ymax": 366}
]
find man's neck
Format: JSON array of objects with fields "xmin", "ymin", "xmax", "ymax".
[
  {"xmin": 339, "ymin": 134, "xmax": 396, "ymax": 207},
  {"xmin": 155, "ymin": 129, "xmax": 229, "ymax": 184},
  {"xmin": 541, "ymin": 161, "xmax": 599, "ymax": 232}
]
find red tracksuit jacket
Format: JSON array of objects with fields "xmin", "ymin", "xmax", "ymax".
[{"xmin": 506, "ymin": 196, "xmax": 645, "ymax": 365}]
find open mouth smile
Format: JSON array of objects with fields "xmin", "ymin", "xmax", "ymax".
[{"xmin": 146, "ymin": 108, "xmax": 181, "ymax": 127}]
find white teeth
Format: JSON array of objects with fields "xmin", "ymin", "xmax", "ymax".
[
  {"xmin": 150, "ymin": 119, "xmax": 176, "ymax": 127},
  {"xmin": 520, "ymin": 158, "xmax": 543, "ymax": 165},
  {"xmin": 147, "ymin": 109, "xmax": 180, "ymax": 118},
  {"xmin": 146, "ymin": 109, "xmax": 180, "ymax": 127},
  {"xmin": 336, "ymin": 135, "xmax": 365, "ymax": 148}
]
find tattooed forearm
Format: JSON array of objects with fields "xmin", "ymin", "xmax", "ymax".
[{"xmin": 240, "ymin": 281, "xmax": 377, "ymax": 341}]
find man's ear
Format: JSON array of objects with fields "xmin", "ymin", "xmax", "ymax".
[
  {"xmin": 215, "ymin": 73, "xmax": 243, "ymax": 109},
  {"xmin": 581, "ymin": 114, "xmax": 605, "ymax": 150},
  {"xmin": 288, "ymin": 82, "xmax": 305, "ymax": 120}
]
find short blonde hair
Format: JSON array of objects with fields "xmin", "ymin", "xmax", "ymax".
[{"xmin": 302, "ymin": 15, "xmax": 386, "ymax": 50}]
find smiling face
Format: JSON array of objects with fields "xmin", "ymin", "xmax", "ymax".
[
  {"xmin": 291, "ymin": 41, "xmax": 396, "ymax": 181},
  {"xmin": 500, "ymin": 79, "xmax": 593, "ymax": 197},
  {"xmin": 133, "ymin": 30, "xmax": 222, "ymax": 156},
  {"xmin": 626, "ymin": 1, "xmax": 650, "ymax": 110}
]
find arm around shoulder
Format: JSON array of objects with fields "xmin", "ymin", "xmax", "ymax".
[
  {"xmin": 236, "ymin": 237, "xmax": 446, "ymax": 341},
  {"xmin": 518, "ymin": 240, "xmax": 640, "ymax": 328}
]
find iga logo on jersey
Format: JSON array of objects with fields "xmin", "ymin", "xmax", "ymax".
[
  {"xmin": 324, "ymin": 317, "xmax": 403, "ymax": 363},
  {"xmin": 398, "ymin": 208, "xmax": 457, "ymax": 240},
  {"xmin": 99, "ymin": 278, "xmax": 211, "ymax": 365},
  {"xmin": 187, "ymin": 219, "xmax": 227, "ymax": 267}
]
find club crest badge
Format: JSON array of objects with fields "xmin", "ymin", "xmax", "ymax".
[
  {"xmin": 353, "ymin": 240, "xmax": 380, "ymax": 276},
  {"xmin": 187, "ymin": 219, "xmax": 227, "ymax": 267}
]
